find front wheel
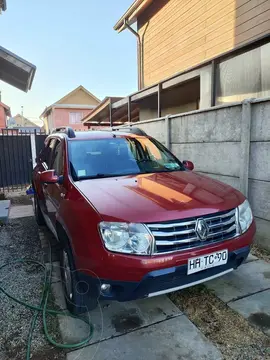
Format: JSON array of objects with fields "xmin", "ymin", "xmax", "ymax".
[{"xmin": 59, "ymin": 243, "xmax": 98, "ymax": 315}]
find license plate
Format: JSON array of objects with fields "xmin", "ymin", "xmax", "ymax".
[{"xmin": 187, "ymin": 249, "xmax": 228, "ymax": 275}]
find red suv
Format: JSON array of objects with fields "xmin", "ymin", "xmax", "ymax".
[{"xmin": 32, "ymin": 127, "xmax": 255, "ymax": 314}]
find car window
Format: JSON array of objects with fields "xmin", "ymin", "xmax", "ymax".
[
  {"xmin": 68, "ymin": 137, "xmax": 184, "ymax": 180},
  {"xmin": 39, "ymin": 139, "xmax": 56, "ymax": 168},
  {"xmin": 51, "ymin": 140, "xmax": 64, "ymax": 175}
]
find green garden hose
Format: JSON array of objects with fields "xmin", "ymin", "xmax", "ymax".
[{"xmin": 0, "ymin": 248, "xmax": 94, "ymax": 359}]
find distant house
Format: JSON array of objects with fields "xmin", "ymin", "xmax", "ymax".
[
  {"xmin": 7, "ymin": 114, "xmax": 41, "ymax": 133},
  {"xmin": 0, "ymin": 101, "xmax": 11, "ymax": 129},
  {"xmin": 40, "ymin": 85, "xmax": 101, "ymax": 134}
]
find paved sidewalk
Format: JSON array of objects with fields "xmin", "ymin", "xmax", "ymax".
[
  {"xmin": 67, "ymin": 314, "xmax": 222, "ymax": 360},
  {"xmin": 64, "ymin": 297, "xmax": 222, "ymax": 360},
  {"xmin": 9, "ymin": 204, "xmax": 33, "ymax": 219},
  {"xmin": 48, "ymin": 258, "xmax": 222, "ymax": 359},
  {"xmin": 207, "ymin": 255, "xmax": 270, "ymax": 337},
  {"xmin": 41, "ymin": 229, "xmax": 222, "ymax": 360}
]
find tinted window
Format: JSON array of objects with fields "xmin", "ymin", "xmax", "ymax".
[
  {"xmin": 51, "ymin": 141, "xmax": 64, "ymax": 175},
  {"xmin": 39, "ymin": 139, "xmax": 56, "ymax": 167},
  {"xmin": 68, "ymin": 137, "xmax": 184, "ymax": 180}
]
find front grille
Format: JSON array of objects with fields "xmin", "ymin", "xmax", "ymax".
[{"xmin": 146, "ymin": 208, "xmax": 239, "ymax": 254}]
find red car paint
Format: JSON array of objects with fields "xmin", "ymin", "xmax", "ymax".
[{"xmin": 33, "ymin": 131, "xmax": 255, "ymax": 288}]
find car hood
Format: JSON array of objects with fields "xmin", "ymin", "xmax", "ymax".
[{"xmin": 75, "ymin": 171, "xmax": 245, "ymax": 223}]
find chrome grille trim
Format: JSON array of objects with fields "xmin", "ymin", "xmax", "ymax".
[
  {"xmin": 146, "ymin": 208, "xmax": 239, "ymax": 254},
  {"xmin": 153, "ymin": 228, "xmax": 195, "ymax": 237},
  {"xmin": 204, "ymin": 208, "xmax": 236, "ymax": 221},
  {"xmin": 147, "ymin": 209, "xmax": 236, "ymax": 230},
  {"xmin": 156, "ymin": 237, "xmax": 198, "ymax": 246},
  {"xmin": 209, "ymin": 216, "xmax": 235, "ymax": 229},
  {"xmin": 147, "ymin": 220, "xmax": 196, "ymax": 229}
]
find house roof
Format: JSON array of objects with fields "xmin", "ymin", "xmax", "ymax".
[
  {"xmin": 40, "ymin": 85, "xmax": 101, "ymax": 118},
  {"xmin": 13, "ymin": 114, "xmax": 40, "ymax": 128},
  {"xmin": 0, "ymin": 101, "xmax": 11, "ymax": 116},
  {"xmin": 0, "ymin": 0, "xmax": 7, "ymax": 11},
  {"xmin": 55, "ymin": 85, "xmax": 100, "ymax": 105},
  {"xmin": 0, "ymin": 45, "xmax": 36, "ymax": 92},
  {"xmin": 82, "ymin": 96, "xmax": 140, "ymax": 126},
  {"xmin": 114, "ymin": 0, "xmax": 153, "ymax": 32},
  {"xmin": 82, "ymin": 97, "xmax": 123, "ymax": 124}
]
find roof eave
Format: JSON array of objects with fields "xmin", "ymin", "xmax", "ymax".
[
  {"xmin": 82, "ymin": 97, "xmax": 124, "ymax": 124},
  {"xmin": 114, "ymin": 0, "xmax": 152, "ymax": 32},
  {"xmin": 40, "ymin": 106, "xmax": 51, "ymax": 119},
  {"xmin": 1, "ymin": 0, "xmax": 7, "ymax": 11},
  {"xmin": 0, "ymin": 45, "xmax": 36, "ymax": 92}
]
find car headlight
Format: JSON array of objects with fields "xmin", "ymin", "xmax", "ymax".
[
  {"xmin": 238, "ymin": 199, "xmax": 253, "ymax": 233},
  {"xmin": 99, "ymin": 222, "xmax": 154, "ymax": 255}
]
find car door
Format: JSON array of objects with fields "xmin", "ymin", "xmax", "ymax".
[
  {"xmin": 36, "ymin": 138, "xmax": 57, "ymax": 215},
  {"xmin": 44, "ymin": 139, "xmax": 66, "ymax": 228}
]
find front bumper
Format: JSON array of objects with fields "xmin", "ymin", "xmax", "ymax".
[{"xmin": 79, "ymin": 245, "xmax": 250, "ymax": 302}]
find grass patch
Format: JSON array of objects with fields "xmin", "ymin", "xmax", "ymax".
[
  {"xmin": 0, "ymin": 193, "xmax": 7, "ymax": 200},
  {"xmin": 169, "ymin": 285, "xmax": 270, "ymax": 360},
  {"xmin": 252, "ymin": 244, "xmax": 270, "ymax": 263}
]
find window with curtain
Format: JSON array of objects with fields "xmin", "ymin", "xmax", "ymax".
[
  {"xmin": 216, "ymin": 42, "xmax": 270, "ymax": 105},
  {"xmin": 69, "ymin": 112, "xmax": 83, "ymax": 124}
]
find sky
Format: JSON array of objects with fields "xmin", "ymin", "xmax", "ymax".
[{"xmin": 0, "ymin": 0, "xmax": 137, "ymax": 125}]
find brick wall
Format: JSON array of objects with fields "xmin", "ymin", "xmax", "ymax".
[{"xmin": 138, "ymin": 0, "xmax": 270, "ymax": 87}]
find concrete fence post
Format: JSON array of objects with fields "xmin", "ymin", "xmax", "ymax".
[
  {"xmin": 240, "ymin": 99, "xmax": 252, "ymax": 197},
  {"xmin": 165, "ymin": 115, "xmax": 171, "ymax": 150}
]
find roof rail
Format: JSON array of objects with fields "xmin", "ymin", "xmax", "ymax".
[
  {"xmin": 52, "ymin": 127, "xmax": 76, "ymax": 138},
  {"xmin": 112, "ymin": 126, "xmax": 147, "ymax": 136}
]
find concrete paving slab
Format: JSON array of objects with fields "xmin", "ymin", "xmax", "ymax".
[
  {"xmin": 51, "ymin": 281, "xmax": 67, "ymax": 310},
  {"xmin": 45, "ymin": 261, "xmax": 61, "ymax": 283},
  {"xmin": 245, "ymin": 253, "xmax": 259, "ymax": 263},
  {"xmin": 67, "ymin": 315, "xmax": 223, "ymax": 360},
  {"xmin": 229, "ymin": 289, "xmax": 270, "ymax": 336},
  {"xmin": 206, "ymin": 260, "xmax": 270, "ymax": 303},
  {"xmin": 50, "ymin": 261, "xmax": 62, "ymax": 283},
  {"xmin": 9, "ymin": 205, "xmax": 33, "ymax": 219},
  {"xmin": 0, "ymin": 200, "xmax": 10, "ymax": 224},
  {"xmin": 59, "ymin": 295, "xmax": 181, "ymax": 345}
]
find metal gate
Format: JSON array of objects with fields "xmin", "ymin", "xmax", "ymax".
[
  {"xmin": 35, "ymin": 132, "xmax": 47, "ymax": 158},
  {"xmin": 0, "ymin": 129, "xmax": 47, "ymax": 191}
]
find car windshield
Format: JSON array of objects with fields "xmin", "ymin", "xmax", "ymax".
[{"xmin": 68, "ymin": 136, "xmax": 184, "ymax": 180}]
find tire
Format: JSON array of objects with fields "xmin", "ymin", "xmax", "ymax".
[
  {"xmin": 59, "ymin": 232, "xmax": 98, "ymax": 315},
  {"xmin": 34, "ymin": 193, "xmax": 45, "ymax": 226}
]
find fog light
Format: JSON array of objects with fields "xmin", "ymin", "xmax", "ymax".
[{"xmin": 101, "ymin": 283, "xmax": 111, "ymax": 292}]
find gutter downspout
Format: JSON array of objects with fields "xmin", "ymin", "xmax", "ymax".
[{"xmin": 124, "ymin": 19, "xmax": 142, "ymax": 90}]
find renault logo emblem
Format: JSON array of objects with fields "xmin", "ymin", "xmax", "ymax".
[{"xmin": 195, "ymin": 219, "xmax": 209, "ymax": 241}]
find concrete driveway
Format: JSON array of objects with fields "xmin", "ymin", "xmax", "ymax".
[
  {"xmin": 43, "ymin": 224, "xmax": 270, "ymax": 360},
  {"xmin": 41, "ymin": 226, "xmax": 222, "ymax": 360}
]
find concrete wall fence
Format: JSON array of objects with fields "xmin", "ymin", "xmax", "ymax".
[{"xmin": 121, "ymin": 97, "xmax": 270, "ymax": 251}]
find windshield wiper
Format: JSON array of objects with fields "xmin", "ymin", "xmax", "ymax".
[
  {"xmin": 77, "ymin": 173, "xmax": 135, "ymax": 180},
  {"xmin": 137, "ymin": 158, "xmax": 154, "ymax": 163},
  {"xmin": 153, "ymin": 168, "xmax": 182, "ymax": 173}
]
